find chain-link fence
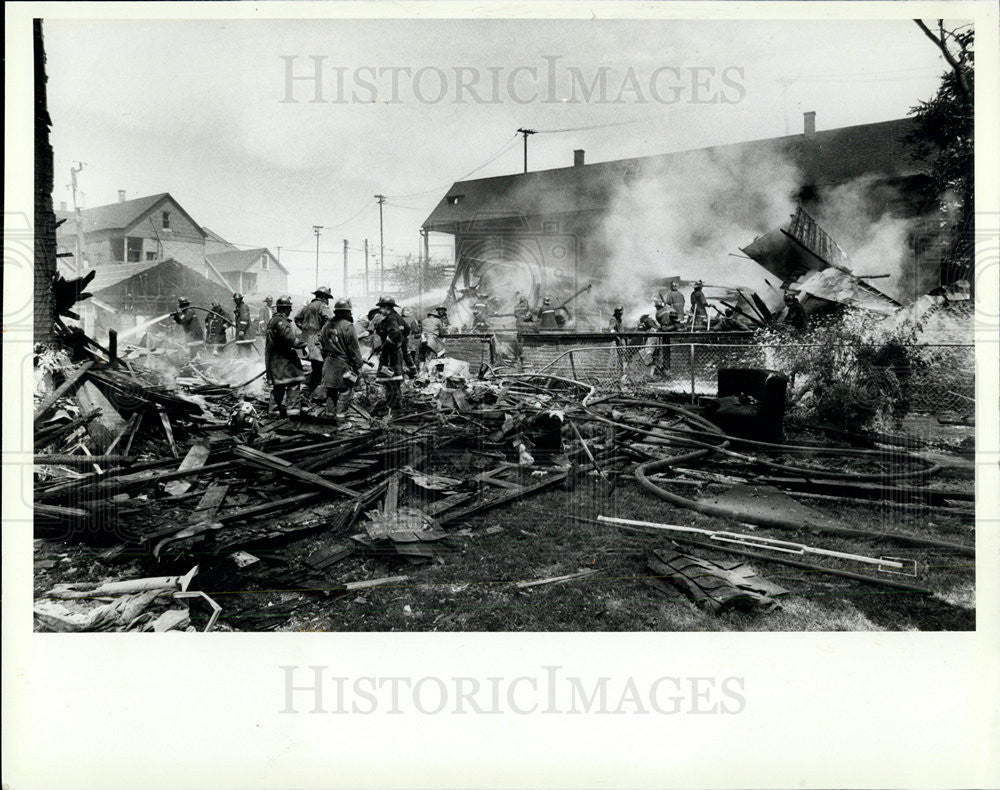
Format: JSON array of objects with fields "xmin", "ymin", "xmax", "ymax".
[
  {"xmin": 526, "ymin": 340, "xmax": 975, "ymax": 419},
  {"xmin": 435, "ymin": 333, "xmax": 974, "ymax": 428}
]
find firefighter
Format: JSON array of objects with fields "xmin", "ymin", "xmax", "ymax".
[
  {"xmin": 401, "ymin": 306, "xmax": 421, "ymax": 369},
  {"xmin": 171, "ymin": 297, "xmax": 204, "ymax": 358},
  {"xmin": 666, "ymin": 280, "xmax": 686, "ymax": 317},
  {"xmin": 319, "ymin": 298, "xmax": 364, "ymax": 427},
  {"xmin": 659, "ymin": 309, "xmax": 682, "ymax": 333},
  {"xmin": 257, "ymin": 296, "xmax": 274, "ymax": 334},
  {"xmin": 782, "ymin": 292, "xmax": 809, "ymax": 332},
  {"xmin": 294, "ymin": 286, "xmax": 334, "ymax": 400},
  {"xmin": 537, "ymin": 297, "xmax": 559, "ymax": 330},
  {"xmin": 656, "ymin": 308, "xmax": 683, "ymax": 373},
  {"xmin": 636, "ymin": 314, "xmax": 659, "ymax": 332},
  {"xmin": 607, "ymin": 304, "xmax": 626, "ymax": 378},
  {"xmin": 514, "ymin": 294, "xmax": 536, "ymax": 333},
  {"xmin": 607, "ymin": 304, "xmax": 625, "ymax": 341},
  {"xmin": 419, "ymin": 307, "xmax": 447, "ymax": 371},
  {"xmin": 265, "ymin": 296, "xmax": 307, "ymax": 418},
  {"xmin": 375, "ymin": 296, "xmax": 407, "ymax": 410},
  {"xmin": 232, "ymin": 292, "xmax": 255, "ymax": 357},
  {"xmin": 653, "ymin": 297, "xmax": 673, "ymax": 373},
  {"xmin": 716, "ymin": 308, "xmax": 746, "ymax": 332},
  {"xmin": 690, "ymin": 281, "xmax": 709, "ymax": 330},
  {"xmin": 471, "ymin": 302, "xmax": 491, "ymax": 332},
  {"xmin": 205, "ymin": 299, "xmax": 231, "ymax": 354},
  {"xmin": 434, "ymin": 304, "xmax": 450, "ymax": 334}
]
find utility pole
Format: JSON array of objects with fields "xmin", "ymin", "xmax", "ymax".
[
  {"xmin": 363, "ymin": 238, "xmax": 369, "ymax": 300},
  {"xmin": 419, "ymin": 227, "xmax": 429, "ymax": 314},
  {"xmin": 777, "ymin": 78, "xmax": 797, "ymax": 136},
  {"xmin": 312, "ymin": 225, "xmax": 323, "ymax": 289},
  {"xmin": 343, "ymin": 238, "xmax": 349, "ymax": 299},
  {"xmin": 374, "ymin": 194, "xmax": 386, "ymax": 294},
  {"xmin": 70, "ymin": 162, "xmax": 85, "ymax": 274},
  {"xmin": 422, "ymin": 227, "xmax": 430, "ymax": 277},
  {"xmin": 516, "ymin": 128, "xmax": 536, "ymax": 173}
]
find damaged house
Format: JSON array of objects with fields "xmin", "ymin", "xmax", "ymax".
[
  {"xmin": 55, "ymin": 191, "xmax": 286, "ymax": 336},
  {"xmin": 422, "ymin": 113, "xmax": 944, "ymax": 316}
]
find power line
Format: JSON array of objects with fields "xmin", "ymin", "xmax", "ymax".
[{"xmin": 386, "ymin": 133, "xmax": 520, "ymax": 200}]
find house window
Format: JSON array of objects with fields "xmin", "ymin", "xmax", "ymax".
[
  {"xmin": 261, "ymin": 253, "xmax": 270, "ymax": 270},
  {"xmin": 146, "ymin": 251, "xmax": 157, "ymax": 261},
  {"xmin": 127, "ymin": 236, "xmax": 144, "ymax": 263},
  {"xmin": 111, "ymin": 236, "xmax": 126, "ymax": 262},
  {"xmin": 162, "ymin": 211, "xmax": 171, "ymax": 229},
  {"xmin": 242, "ymin": 273, "xmax": 258, "ymax": 293},
  {"xmin": 447, "ymin": 195, "xmax": 464, "ymax": 205},
  {"xmin": 543, "ymin": 221, "xmax": 559, "ymax": 234}
]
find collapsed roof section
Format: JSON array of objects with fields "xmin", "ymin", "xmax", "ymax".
[{"xmin": 741, "ymin": 206, "xmax": 900, "ymax": 312}]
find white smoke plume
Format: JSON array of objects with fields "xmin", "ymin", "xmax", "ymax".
[
  {"xmin": 594, "ymin": 143, "xmax": 802, "ymax": 321},
  {"xmin": 811, "ymin": 175, "xmax": 931, "ymax": 304}
]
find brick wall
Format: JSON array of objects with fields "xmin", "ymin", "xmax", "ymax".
[{"xmin": 33, "ymin": 20, "xmax": 56, "ymax": 344}]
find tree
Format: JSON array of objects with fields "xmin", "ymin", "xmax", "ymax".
[
  {"xmin": 388, "ymin": 253, "xmax": 452, "ymax": 299},
  {"xmin": 908, "ymin": 21, "xmax": 974, "ymax": 289}
]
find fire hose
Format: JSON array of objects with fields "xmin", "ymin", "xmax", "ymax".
[{"xmin": 566, "ymin": 400, "xmax": 971, "ymax": 555}]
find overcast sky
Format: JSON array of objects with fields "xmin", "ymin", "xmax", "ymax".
[{"xmin": 44, "ymin": 17, "xmax": 954, "ymax": 297}]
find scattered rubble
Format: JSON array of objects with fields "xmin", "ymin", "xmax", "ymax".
[{"xmin": 31, "ymin": 309, "xmax": 975, "ymax": 631}]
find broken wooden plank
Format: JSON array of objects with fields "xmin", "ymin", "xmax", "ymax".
[
  {"xmin": 424, "ymin": 491, "xmax": 477, "ymax": 517},
  {"xmin": 35, "ymin": 503, "xmax": 91, "ymax": 521},
  {"xmin": 157, "ymin": 405, "xmax": 179, "ymax": 458},
  {"xmin": 305, "ymin": 542, "xmax": 355, "ymax": 571},
  {"xmin": 516, "ymin": 568, "xmax": 599, "ymax": 589},
  {"xmin": 439, "ymin": 472, "xmax": 567, "ymax": 528},
  {"xmin": 164, "ymin": 443, "xmax": 211, "ymax": 496},
  {"xmin": 104, "ymin": 411, "xmax": 140, "ymax": 457},
  {"xmin": 194, "ymin": 483, "xmax": 230, "ymax": 514},
  {"xmin": 383, "ymin": 471, "xmax": 402, "ymax": 516},
  {"xmin": 217, "ymin": 492, "xmax": 323, "ymax": 524},
  {"xmin": 75, "ymin": 380, "xmax": 127, "ymax": 453},
  {"xmin": 344, "ymin": 575, "xmax": 409, "ymax": 592},
  {"xmin": 473, "ymin": 465, "xmax": 527, "ymax": 491},
  {"xmin": 121, "ymin": 409, "xmax": 145, "ymax": 456},
  {"xmin": 34, "ymin": 454, "xmax": 137, "ymax": 466},
  {"xmin": 233, "ymin": 445, "xmax": 360, "ymax": 498},
  {"xmin": 33, "ymin": 361, "xmax": 95, "ymax": 424}
]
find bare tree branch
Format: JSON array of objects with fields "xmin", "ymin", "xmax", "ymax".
[{"xmin": 914, "ymin": 19, "xmax": 972, "ymax": 104}]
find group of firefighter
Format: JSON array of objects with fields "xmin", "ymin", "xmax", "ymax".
[
  {"xmin": 171, "ymin": 280, "xmax": 810, "ymax": 422},
  {"xmin": 604, "ymin": 282, "xmax": 808, "ymax": 375},
  {"xmin": 170, "ymin": 291, "xmax": 270, "ymax": 358},
  {"xmin": 264, "ymin": 287, "xmax": 457, "ymax": 425},
  {"xmin": 172, "ymin": 287, "xmax": 457, "ymax": 424}
]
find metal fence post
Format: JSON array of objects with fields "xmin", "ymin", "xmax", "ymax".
[{"xmin": 690, "ymin": 344, "xmax": 696, "ymax": 403}]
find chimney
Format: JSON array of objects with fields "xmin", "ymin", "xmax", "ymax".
[
  {"xmin": 803, "ymin": 111, "xmax": 816, "ymax": 136},
  {"xmin": 59, "ymin": 201, "xmax": 67, "ymax": 211},
  {"xmin": 574, "ymin": 149, "xmax": 585, "ymax": 167},
  {"xmin": 118, "ymin": 189, "xmax": 127, "ymax": 203}
]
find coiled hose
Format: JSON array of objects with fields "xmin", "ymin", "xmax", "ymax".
[{"xmin": 582, "ymin": 400, "xmax": 971, "ymax": 555}]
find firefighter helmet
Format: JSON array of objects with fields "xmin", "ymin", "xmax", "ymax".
[{"xmin": 334, "ymin": 297, "xmax": 352, "ymax": 311}]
